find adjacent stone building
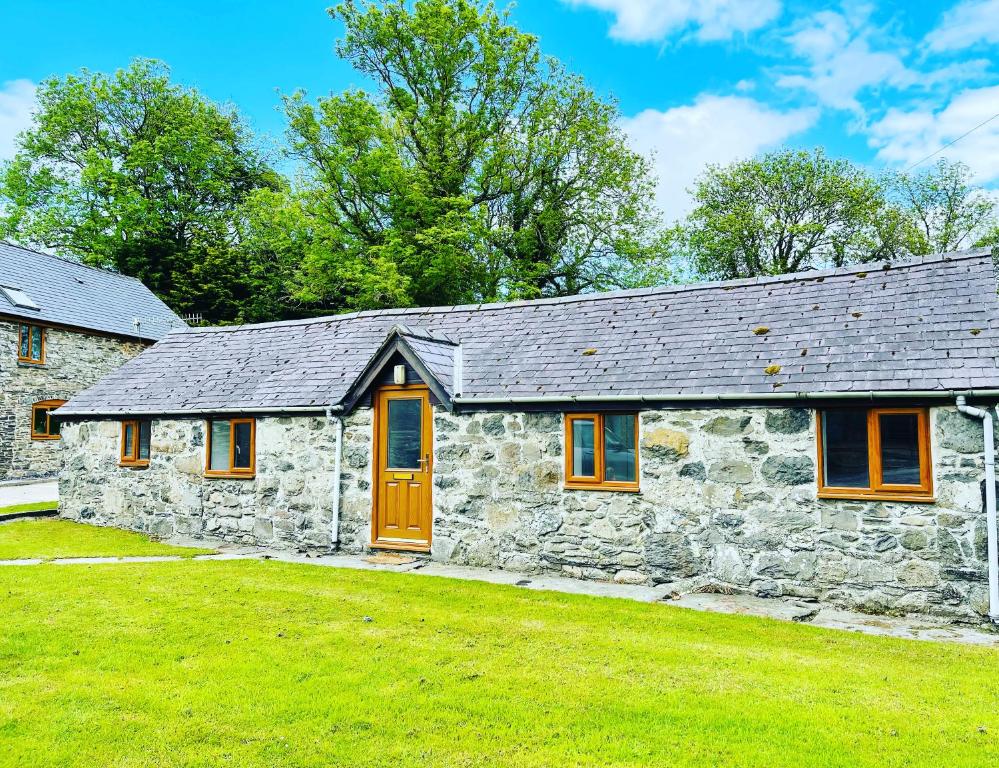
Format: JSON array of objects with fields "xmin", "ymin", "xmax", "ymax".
[
  {"xmin": 57, "ymin": 249, "xmax": 999, "ymax": 622},
  {"xmin": 0, "ymin": 242, "xmax": 182, "ymax": 481}
]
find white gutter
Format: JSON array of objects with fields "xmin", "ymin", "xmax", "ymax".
[
  {"xmin": 326, "ymin": 406, "xmax": 345, "ymax": 548},
  {"xmin": 452, "ymin": 389, "xmax": 999, "ymax": 406},
  {"xmin": 956, "ymin": 396, "xmax": 999, "ymax": 622}
]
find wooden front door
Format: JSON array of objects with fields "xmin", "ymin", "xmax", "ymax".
[{"xmin": 373, "ymin": 386, "xmax": 433, "ymax": 550}]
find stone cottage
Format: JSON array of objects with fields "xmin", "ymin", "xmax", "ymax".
[
  {"xmin": 57, "ymin": 248, "xmax": 999, "ymax": 622},
  {"xmin": 0, "ymin": 242, "xmax": 182, "ymax": 481}
]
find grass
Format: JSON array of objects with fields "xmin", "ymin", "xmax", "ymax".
[
  {"xmin": 0, "ymin": 519, "xmax": 214, "ymax": 560},
  {"xmin": 1, "ymin": 553, "xmax": 998, "ymax": 767},
  {"xmin": 0, "ymin": 500, "xmax": 58, "ymax": 516}
]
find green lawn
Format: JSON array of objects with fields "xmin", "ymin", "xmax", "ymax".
[
  {"xmin": 0, "ymin": 500, "xmax": 58, "ymax": 516},
  {"xmin": 0, "ymin": 518, "xmax": 214, "ymax": 560},
  {"xmin": 1, "ymin": 553, "xmax": 999, "ymax": 767}
]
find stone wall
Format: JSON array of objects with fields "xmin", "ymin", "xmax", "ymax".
[
  {"xmin": 339, "ymin": 405, "xmax": 993, "ymax": 621},
  {"xmin": 0, "ymin": 319, "xmax": 146, "ymax": 481},
  {"xmin": 59, "ymin": 416, "xmax": 339, "ymax": 550},
  {"xmin": 61, "ymin": 403, "xmax": 995, "ymax": 621}
]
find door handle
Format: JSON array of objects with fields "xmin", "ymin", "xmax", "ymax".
[{"xmin": 418, "ymin": 454, "xmax": 430, "ymax": 470}]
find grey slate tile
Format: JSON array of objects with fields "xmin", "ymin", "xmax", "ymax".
[
  {"xmin": 59, "ymin": 249, "xmax": 999, "ymax": 415},
  {"xmin": 0, "ymin": 242, "xmax": 182, "ymax": 340}
]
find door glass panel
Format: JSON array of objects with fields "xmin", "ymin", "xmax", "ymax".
[
  {"xmin": 233, "ymin": 422, "xmax": 252, "ymax": 469},
  {"xmin": 822, "ymin": 409, "xmax": 870, "ymax": 488},
  {"xmin": 138, "ymin": 421, "xmax": 151, "ymax": 460},
  {"xmin": 572, "ymin": 419, "xmax": 596, "ymax": 477},
  {"xmin": 209, "ymin": 421, "xmax": 231, "ymax": 470},
  {"xmin": 387, "ymin": 399, "xmax": 422, "ymax": 469},
  {"xmin": 604, "ymin": 415, "xmax": 637, "ymax": 482},
  {"xmin": 880, "ymin": 413, "xmax": 921, "ymax": 485}
]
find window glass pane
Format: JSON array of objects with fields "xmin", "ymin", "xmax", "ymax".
[
  {"xmin": 387, "ymin": 399, "xmax": 422, "ymax": 469},
  {"xmin": 124, "ymin": 423, "xmax": 135, "ymax": 458},
  {"xmin": 603, "ymin": 414, "xmax": 636, "ymax": 482},
  {"xmin": 210, "ymin": 421, "xmax": 231, "ymax": 470},
  {"xmin": 50, "ymin": 416, "xmax": 61, "ymax": 437},
  {"xmin": 880, "ymin": 413, "xmax": 921, "ymax": 485},
  {"xmin": 138, "ymin": 421, "xmax": 151, "ymax": 461},
  {"xmin": 822, "ymin": 409, "xmax": 870, "ymax": 488},
  {"xmin": 19, "ymin": 325, "xmax": 29, "ymax": 358},
  {"xmin": 31, "ymin": 326, "xmax": 42, "ymax": 360},
  {"xmin": 233, "ymin": 422, "xmax": 252, "ymax": 469},
  {"xmin": 572, "ymin": 419, "xmax": 596, "ymax": 477},
  {"xmin": 33, "ymin": 406, "xmax": 48, "ymax": 436}
]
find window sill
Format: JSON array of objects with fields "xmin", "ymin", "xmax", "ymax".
[
  {"xmin": 564, "ymin": 483, "xmax": 641, "ymax": 493},
  {"xmin": 120, "ymin": 461, "xmax": 150, "ymax": 470},
  {"xmin": 204, "ymin": 472, "xmax": 256, "ymax": 480},
  {"xmin": 30, "ymin": 435, "xmax": 61, "ymax": 441},
  {"xmin": 818, "ymin": 491, "xmax": 936, "ymax": 504},
  {"xmin": 17, "ymin": 360, "xmax": 46, "ymax": 368}
]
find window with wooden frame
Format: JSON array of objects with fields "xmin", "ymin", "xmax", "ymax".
[
  {"xmin": 18, "ymin": 323, "xmax": 45, "ymax": 364},
  {"xmin": 205, "ymin": 418, "xmax": 255, "ymax": 478},
  {"xmin": 31, "ymin": 400, "xmax": 66, "ymax": 440},
  {"xmin": 564, "ymin": 413, "xmax": 639, "ymax": 491},
  {"xmin": 817, "ymin": 407, "xmax": 933, "ymax": 502},
  {"xmin": 120, "ymin": 420, "xmax": 152, "ymax": 467}
]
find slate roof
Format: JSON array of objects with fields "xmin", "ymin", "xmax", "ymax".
[
  {"xmin": 59, "ymin": 248, "xmax": 999, "ymax": 416},
  {"xmin": 0, "ymin": 242, "xmax": 183, "ymax": 341},
  {"xmin": 398, "ymin": 328, "xmax": 457, "ymax": 395}
]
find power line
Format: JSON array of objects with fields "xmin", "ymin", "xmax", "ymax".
[{"xmin": 903, "ymin": 110, "xmax": 999, "ymax": 172}]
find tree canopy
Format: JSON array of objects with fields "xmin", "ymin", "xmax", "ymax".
[
  {"xmin": 890, "ymin": 159, "xmax": 997, "ymax": 256},
  {"xmin": 679, "ymin": 151, "xmax": 998, "ymax": 281},
  {"xmin": 280, "ymin": 0, "xmax": 663, "ymax": 311},
  {"xmin": 0, "ymin": 59, "xmax": 285, "ymax": 322},
  {"xmin": 2, "ymin": 6, "xmax": 997, "ymax": 321}
]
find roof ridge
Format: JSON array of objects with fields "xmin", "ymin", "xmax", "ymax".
[
  {"xmin": 172, "ymin": 247, "xmax": 994, "ymax": 336},
  {"xmin": 0, "ymin": 241, "xmax": 147, "ymax": 284}
]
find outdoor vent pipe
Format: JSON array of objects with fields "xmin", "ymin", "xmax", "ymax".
[
  {"xmin": 326, "ymin": 406, "xmax": 345, "ymax": 548},
  {"xmin": 956, "ymin": 396, "xmax": 999, "ymax": 622}
]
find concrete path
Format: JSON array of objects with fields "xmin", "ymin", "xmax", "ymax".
[
  {"xmin": 0, "ymin": 479, "xmax": 58, "ymax": 508},
  {"xmin": 0, "ymin": 530, "xmax": 996, "ymax": 646}
]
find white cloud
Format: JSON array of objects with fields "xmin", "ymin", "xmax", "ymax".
[
  {"xmin": 563, "ymin": 0, "xmax": 781, "ymax": 43},
  {"xmin": 622, "ymin": 95, "xmax": 817, "ymax": 219},
  {"xmin": 775, "ymin": 7, "xmax": 986, "ymax": 113},
  {"xmin": 0, "ymin": 80, "xmax": 36, "ymax": 161},
  {"xmin": 926, "ymin": 0, "xmax": 999, "ymax": 51},
  {"xmin": 868, "ymin": 85, "xmax": 999, "ymax": 183},
  {"xmin": 775, "ymin": 9, "xmax": 914, "ymax": 112}
]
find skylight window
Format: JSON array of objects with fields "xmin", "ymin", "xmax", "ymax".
[{"xmin": 0, "ymin": 284, "xmax": 39, "ymax": 310}]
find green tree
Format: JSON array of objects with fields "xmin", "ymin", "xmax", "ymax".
[
  {"xmin": 892, "ymin": 159, "xmax": 997, "ymax": 255},
  {"xmin": 976, "ymin": 225, "xmax": 999, "ymax": 250},
  {"xmin": 681, "ymin": 148, "xmax": 903, "ymax": 281},
  {"xmin": 281, "ymin": 0, "xmax": 662, "ymax": 310},
  {"xmin": 0, "ymin": 59, "xmax": 281, "ymax": 321}
]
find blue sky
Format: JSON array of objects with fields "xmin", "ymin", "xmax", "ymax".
[{"xmin": 1, "ymin": 0, "xmax": 997, "ymax": 219}]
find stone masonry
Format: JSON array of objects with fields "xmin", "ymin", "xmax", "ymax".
[
  {"xmin": 0, "ymin": 319, "xmax": 145, "ymax": 481},
  {"xmin": 60, "ymin": 416, "xmax": 339, "ymax": 550},
  {"xmin": 60, "ymin": 404, "xmax": 995, "ymax": 622}
]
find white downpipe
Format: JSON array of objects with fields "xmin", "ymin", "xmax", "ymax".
[
  {"xmin": 956, "ymin": 396, "xmax": 999, "ymax": 621},
  {"xmin": 326, "ymin": 407, "xmax": 345, "ymax": 548}
]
